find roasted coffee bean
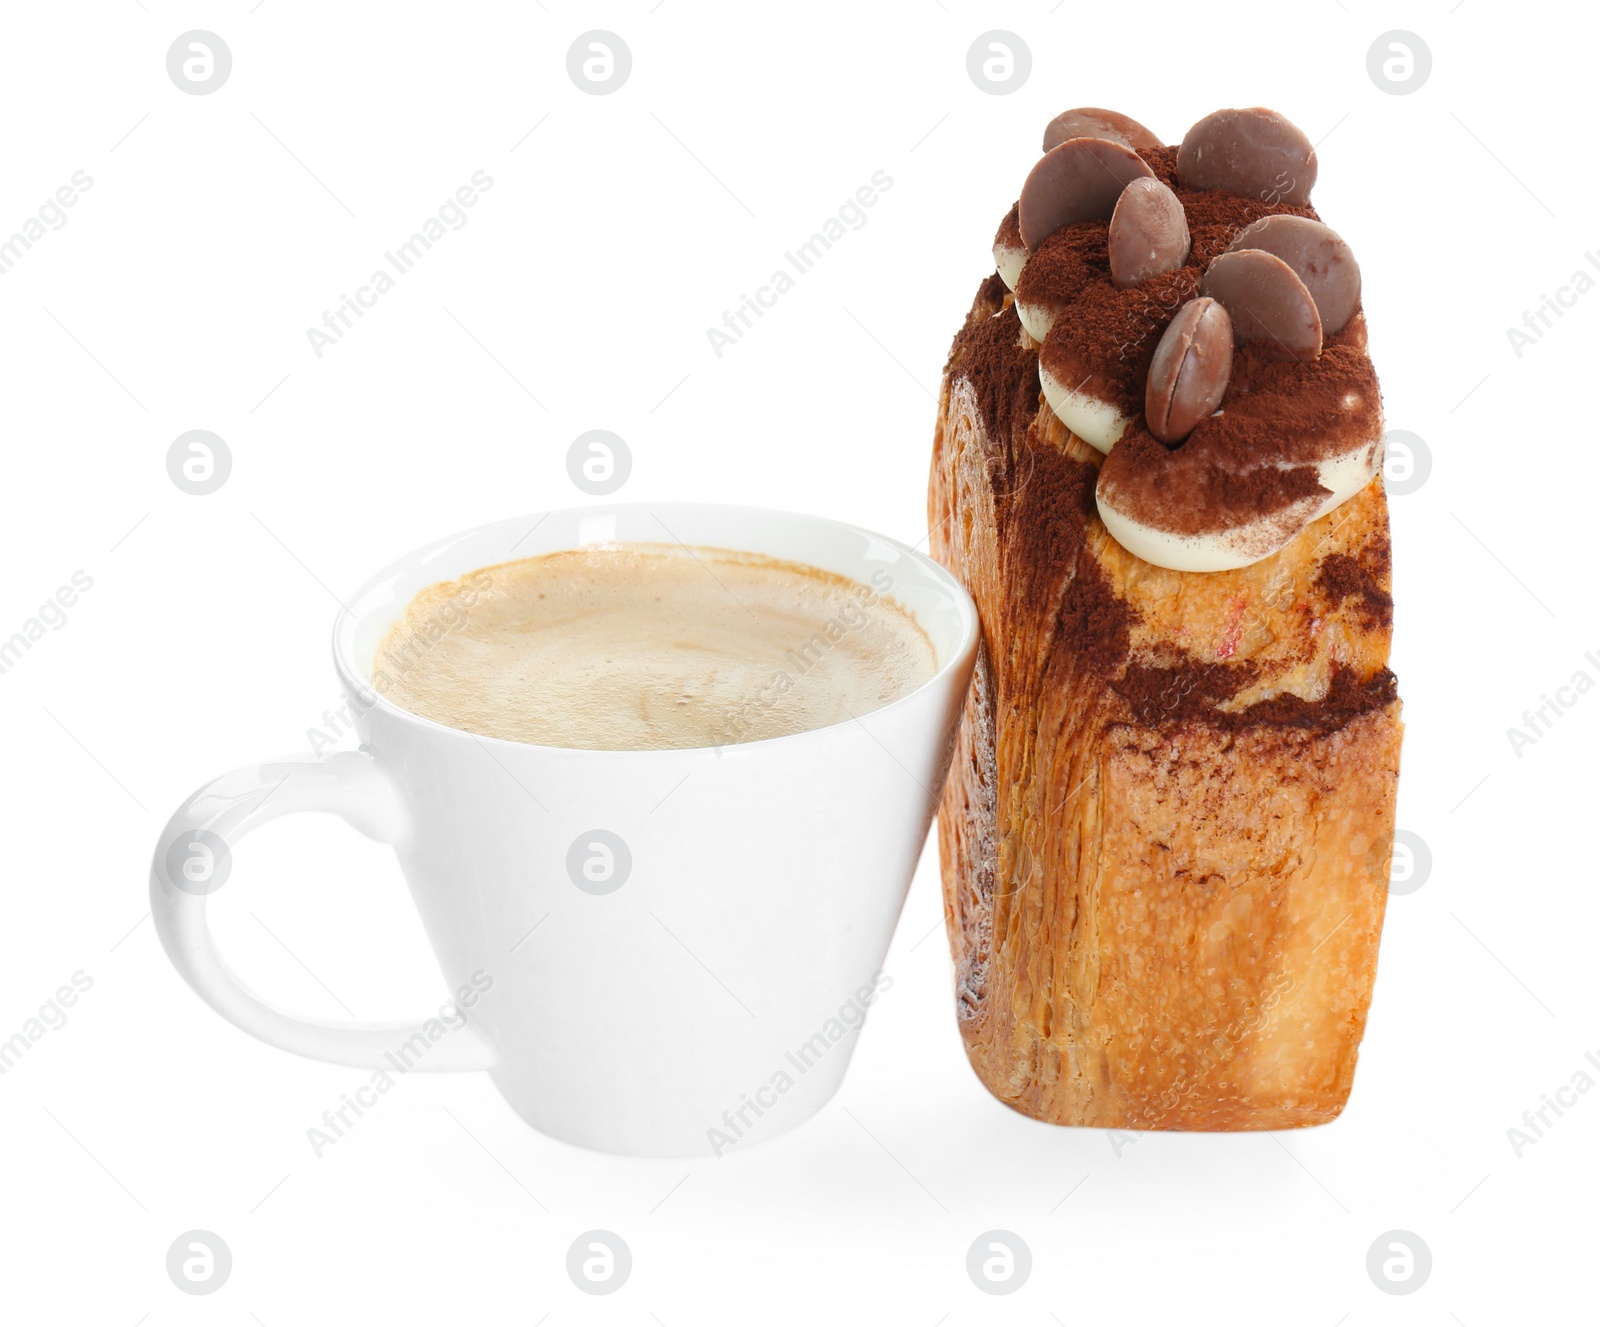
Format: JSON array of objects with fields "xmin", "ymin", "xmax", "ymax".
[{"xmin": 1146, "ymin": 297, "xmax": 1234, "ymax": 443}]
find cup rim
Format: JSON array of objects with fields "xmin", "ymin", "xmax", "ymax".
[{"xmin": 330, "ymin": 501, "xmax": 978, "ymax": 758}]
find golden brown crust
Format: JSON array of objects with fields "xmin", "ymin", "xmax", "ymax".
[{"xmin": 930, "ymin": 279, "xmax": 1402, "ymax": 1130}]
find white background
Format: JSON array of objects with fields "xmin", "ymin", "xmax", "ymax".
[{"xmin": 1, "ymin": 0, "xmax": 1593, "ymax": 1321}]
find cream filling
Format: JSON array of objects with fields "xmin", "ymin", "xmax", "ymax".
[
  {"xmin": 1096, "ymin": 434, "xmax": 1385, "ymax": 573},
  {"xmin": 1015, "ymin": 297, "xmax": 1057, "ymax": 345},
  {"xmin": 1039, "ymin": 363, "xmax": 1130, "ymax": 453},
  {"xmin": 994, "ymin": 239, "xmax": 1027, "ymax": 291}
]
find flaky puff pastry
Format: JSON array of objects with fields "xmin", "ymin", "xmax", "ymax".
[{"xmin": 929, "ymin": 278, "xmax": 1401, "ymax": 1129}]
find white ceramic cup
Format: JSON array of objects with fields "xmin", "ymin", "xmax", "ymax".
[{"xmin": 150, "ymin": 504, "xmax": 977, "ymax": 1157}]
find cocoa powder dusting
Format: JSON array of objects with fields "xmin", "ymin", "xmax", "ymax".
[
  {"xmin": 1316, "ymin": 551, "xmax": 1393, "ymax": 629},
  {"xmin": 1041, "ymin": 147, "xmax": 1385, "ymax": 539},
  {"xmin": 999, "ymin": 419, "xmax": 1132, "ymax": 666},
  {"xmin": 943, "ymin": 149, "xmax": 1396, "ymax": 738},
  {"xmin": 945, "ymin": 287, "xmax": 1041, "ymax": 460},
  {"xmin": 1057, "ymin": 561, "xmax": 1132, "ymax": 675},
  {"xmin": 972, "ymin": 271, "xmax": 1007, "ymax": 315},
  {"xmin": 1219, "ymin": 323, "xmax": 1381, "ymax": 473},
  {"xmin": 939, "ymin": 283, "xmax": 1133, "ymax": 699},
  {"xmin": 994, "ymin": 201, "xmax": 1021, "ymax": 251},
  {"xmin": 1143, "ymin": 145, "xmax": 1319, "ymax": 265},
  {"xmin": 1036, "ymin": 140, "xmax": 1342, "ymax": 449},
  {"xmin": 1097, "ymin": 315, "xmax": 1383, "ymax": 536},
  {"xmin": 1240, "ymin": 665, "xmax": 1399, "ymax": 734},
  {"xmin": 1115, "ymin": 661, "xmax": 1397, "ymax": 735},
  {"xmin": 1040, "ymin": 266, "xmax": 1200, "ymax": 411},
  {"xmin": 1116, "ymin": 659, "xmax": 1261, "ymax": 723},
  {"xmin": 1098, "ymin": 426, "xmax": 1327, "ymax": 538},
  {"xmin": 1016, "ymin": 220, "xmax": 1112, "ymax": 310}
]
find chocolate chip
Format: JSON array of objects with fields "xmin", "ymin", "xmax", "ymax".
[
  {"xmin": 1145, "ymin": 297, "xmax": 1233, "ymax": 443},
  {"xmin": 1042, "ymin": 107, "xmax": 1164, "ymax": 155},
  {"xmin": 1226, "ymin": 214, "xmax": 1360, "ymax": 335},
  {"xmin": 1201, "ymin": 249, "xmax": 1322, "ymax": 360},
  {"xmin": 1019, "ymin": 138, "xmax": 1155, "ymax": 251},
  {"xmin": 1109, "ymin": 178, "xmax": 1191, "ymax": 289},
  {"xmin": 1177, "ymin": 108, "xmax": 1317, "ymax": 205}
]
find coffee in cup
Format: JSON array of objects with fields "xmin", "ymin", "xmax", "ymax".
[{"xmin": 375, "ymin": 543, "xmax": 937, "ymax": 750}]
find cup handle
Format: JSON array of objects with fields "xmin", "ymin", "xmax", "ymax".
[{"xmin": 149, "ymin": 750, "xmax": 495, "ymax": 1071}]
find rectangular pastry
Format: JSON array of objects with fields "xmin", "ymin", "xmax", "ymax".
[{"xmin": 929, "ymin": 107, "xmax": 1402, "ymax": 1129}]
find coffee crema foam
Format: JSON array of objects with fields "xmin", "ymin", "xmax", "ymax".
[{"xmin": 375, "ymin": 543, "xmax": 936, "ymax": 750}]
